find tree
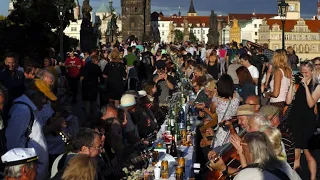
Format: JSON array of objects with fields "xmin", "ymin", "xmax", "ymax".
[
  {"xmin": 189, "ymin": 31, "xmax": 197, "ymax": 43},
  {"xmin": 0, "ymin": 0, "xmax": 75, "ymax": 61},
  {"xmin": 174, "ymin": 29, "xmax": 184, "ymax": 43}
]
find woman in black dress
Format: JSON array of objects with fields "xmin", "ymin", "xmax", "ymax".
[
  {"xmin": 80, "ymin": 55, "xmax": 102, "ymax": 117},
  {"xmin": 103, "ymin": 50, "xmax": 126, "ymax": 106},
  {"xmin": 207, "ymin": 50, "xmax": 219, "ymax": 80},
  {"xmin": 286, "ymin": 61, "xmax": 319, "ymax": 180}
]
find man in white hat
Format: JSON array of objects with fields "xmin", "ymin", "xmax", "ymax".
[
  {"xmin": 121, "ymin": 94, "xmax": 156, "ymax": 139},
  {"xmin": 1, "ymin": 148, "xmax": 38, "ymax": 180}
]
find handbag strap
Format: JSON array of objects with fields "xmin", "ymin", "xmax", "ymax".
[{"xmin": 221, "ymin": 99, "xmax": 232, "ymax": 121}]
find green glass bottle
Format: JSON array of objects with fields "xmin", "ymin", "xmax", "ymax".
[{"xmin": 167, "ymin": 118, "xmax": 171, "ymax": 132}]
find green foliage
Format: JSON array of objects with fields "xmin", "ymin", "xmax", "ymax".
[
  {"xmin": 189, "ymin": 31, "xmax": 197, "ymax": 43},
  {"xmin": 0, "ymin": 0, "xmax": 76, "ymax": 62},
  {"xmin": 174, "ymin": 29, "xmax": 184, "ymax": 43}
]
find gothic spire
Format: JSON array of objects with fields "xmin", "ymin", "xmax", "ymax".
[{"xmin": 188, "ymin": 0, "xmax": 196, "ymax": 14}]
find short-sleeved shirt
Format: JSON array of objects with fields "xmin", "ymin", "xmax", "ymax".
[
  {"xmin": 124, "ymin": 54, "xmax": 138, "ymax": 66},
  {"xmin": 65, "ymin": 57, "xmax": 81, "ymax": 77},
  {"xmin": 248, "ymin": 65, "xmax": 259, "ymax": 80}
]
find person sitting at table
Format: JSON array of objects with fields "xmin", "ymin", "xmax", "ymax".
[
  {"xmin": 207, "ymin": 132, "xmax": 300, "ymax": 180},
  {"xmin": 192, "ymin": 75, "xmax": 209, "ymax": 105},
  {"xmin": 211, "ymin": 74, "xmax": 240, "ymax": 151},
  {"xmin": 142, "ymin": 81, "xmax": 167, "ymax": 126},
  {"xmin": 120, "ymin": 94, "xmax": 157, "ymax": 139},
  {"xmin": 195, "ymin": 80, "xmax": 218, "ymax": 148}
]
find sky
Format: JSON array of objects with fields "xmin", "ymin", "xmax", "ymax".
[{"xmin": 0, "ymin": 0, "xmax": 318, "ymax": 18}]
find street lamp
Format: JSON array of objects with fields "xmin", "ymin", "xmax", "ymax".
[
  {"xmin": 278, "ymin": 0, "xmax": 288, "ymax": 50},
  {"xmin": 58, "ymin": 2, "xmax": 66, "ymax": 61},
  {"xmin": 223, "ymin": 29, "xmax": 226, "ymax": 45}
]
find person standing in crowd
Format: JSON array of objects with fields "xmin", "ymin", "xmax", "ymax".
[
  {"xmin": 264, "ymin": 49, "xmax": 291, "ymax": 117},
  {"xmin": 0, "ymin": 52, "xmax": 25, "ymax": 100},
  {"xmin": 6, "ymin": 87, "xmax": 52, "ymax": 180},
  {"xmin": 80, "ymin": 55, "xmax": 103, "ymax": 118},
  {"xmin": 1, "ymin": 148, "xmax": 38, "ymax": 180},
  {"xmin": 227, "ymin": 53, "xmax": 241, "ymax": 89},
  {"xmin": 141, "ymin": 46, "xmax": 154, "ymax": 81},
  {"xmin": 226, "ymin": 42, "xmax": 238, "ymax": 69},
  {"xmin": 240, "ymin": 54, "xmax": 259, "ymax": 95},
  {"xmin": 124, "ymin": 47, "xmax": 138, "ymax": 75},
  {"xmin": 287, "ymin": 46, "xmax": 299, "ymax": 71},
  {"xmin": 313, "ymin": 57, "xmax": 320, "ymax": 128},
  {"xmin": 256, "ymin": 47, "xmax": 269, "ymax": 96},
  {"xmin": 238, "ymin": 43, "xmax": 247, "ymax": 57},
  {"xmin": 103, "ymin": 50, "xmax": 126, "ymax": 106},
  {"xmin": 153, "ymin": 60, "xmax": 175, "ymax": 107},
  {"xmin": 64, "ymin": 50, "xmax": 81, "ymax": 103},
  {"xmin": 236, "ymin": 66, "xmax": 255, "ymax": 102},
  {"xmin": 286, "ymin": 61, "xmax": 318, "ymax": 180},
  {"xmin": 207, "ymin": 49, "xmax": 219, "ymax": 80}
]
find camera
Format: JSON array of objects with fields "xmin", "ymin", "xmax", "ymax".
[{"xmin": 294, "ymin": 72, "xmax": 303, "ymax": 84}]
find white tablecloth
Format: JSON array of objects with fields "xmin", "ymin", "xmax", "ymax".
[{"xmin": 153, "ymin": 119, "xmax": 196, "ymax": 179}]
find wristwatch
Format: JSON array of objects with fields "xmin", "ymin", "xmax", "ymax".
[{"xmin": 221, "ymin": 166, "xmax": 228, "ymax": 176}]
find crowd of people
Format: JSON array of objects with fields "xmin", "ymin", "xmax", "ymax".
[{"xmin": 0, "ymin": 39, "xmax": 318, "ymax": 180}]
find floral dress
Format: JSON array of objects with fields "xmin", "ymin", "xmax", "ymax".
[{"xmin": 212, "ymin": 93, "xmax": 240, "ymax": 148}]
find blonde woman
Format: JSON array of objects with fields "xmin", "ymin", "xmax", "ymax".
[
  {"xmin": 263, "ymin": 127, "xmax": 286, "ymax": 161},
  {"xmin": 62, "ymin": 154, "xmax": 97, "ymax": 180},
  {"xmin": 286, "ymin": 61, "xmax": 320, "ymax": 180},
  {"xmin": 264, "ymin": 49, "xmax": 292, "ymax": 118}
]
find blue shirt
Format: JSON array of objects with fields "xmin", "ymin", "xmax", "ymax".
[{"xmin": 6, "ymin": 95, "xmax": 49, "ymax": 180}]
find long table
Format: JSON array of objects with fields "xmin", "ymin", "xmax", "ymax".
[{"xmin": 152, "ymin": 117, "xmax": 197, "ymax": 179}]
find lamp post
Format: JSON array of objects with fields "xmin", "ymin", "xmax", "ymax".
[
  {"xmin": 223, "ymin": 29, "xmax": 226, "ymax": 45},
  {"xmin": 278, "ymin": 0, "xmax": 288, "ymax": 50},
  {"xmin": 58, "ymin": 3, "xmax": 66, "ymax": 61}
]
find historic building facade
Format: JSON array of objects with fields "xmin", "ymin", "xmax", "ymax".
[
  {"xmin": 121, "ymin": 0, "xmax": 151, "ymax": 41},
  {"xmin": 151, "ymin": 0, "xmax": 227, "ymax": 43},
  {"xmin": 258, "ymin": 18, "xmax": 320, "ymax": 59}
]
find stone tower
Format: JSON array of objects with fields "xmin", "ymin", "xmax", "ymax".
[
  {"xmin": 121, "ymin": 0, "xmax": 151, "ymax": 41},
  {"xmin": 278, "ymin": 0, "xmax": 300, "ymax": 19}
]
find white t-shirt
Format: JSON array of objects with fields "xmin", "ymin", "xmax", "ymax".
[
  {"xmin": 234, "ymin": 161, "xmax": 301, "ymax": 180},
  {"xmin": 248, "ymin": 65, "xmax": 259, "ymax": 79},
  {"xmin": 247, "ymin": 65, "xmax": 259, "ymax": 95}
]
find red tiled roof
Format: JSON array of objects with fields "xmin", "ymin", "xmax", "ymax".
[
  {"xmin": 228, "ymin": 14, "xmax": 277, "ymax": 21},
  {"xmin": 266, "ymin": 19, "xmax": 320, "ymax": 33},
  {"xmin": 157, "ymin": 15, "xmax": 228, "ymax": 27}
]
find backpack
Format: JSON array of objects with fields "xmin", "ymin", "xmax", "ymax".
[
  {"xmin": 0, "ymin": 101, "xmax": 35, "ymax": 172},
  {"xmin": 142, "ymin": 53, "xmax": 152, "ymax": 65},
  {"xmin": 229, "ymin": 49, "xmax": 238, "ymax": 63}
]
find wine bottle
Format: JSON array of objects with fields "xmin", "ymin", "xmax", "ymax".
[
  {"xmin": 186, "ymin": 114, "xmax": 191, "ymax": 132},
  {"xmin": 167, "ymin": 119, "xmax": 171, "ymax": 132},
  {"xmin": 170, "ymin": 137, "xmax": 178, "ymax": 158}
]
